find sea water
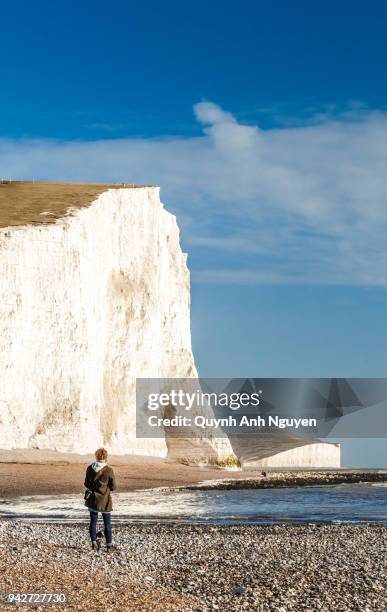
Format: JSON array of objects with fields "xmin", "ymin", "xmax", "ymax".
[{"xmin": 1, "ymin": 483, "xmax": 386, "ymax": 524}]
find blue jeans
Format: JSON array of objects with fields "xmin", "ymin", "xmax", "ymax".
[{"xmin": 89, "ymin": 510, "xmax": 112, "ymax": 546}]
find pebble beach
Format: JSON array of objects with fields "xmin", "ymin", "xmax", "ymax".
[{"xmin": 0, "ymin": 520, "xmax": 385, "ymax": 611}]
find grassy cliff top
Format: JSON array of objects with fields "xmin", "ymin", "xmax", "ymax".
[{"xmin": 0, "ymin": 181, "xmax": 149, "ymax": 228}]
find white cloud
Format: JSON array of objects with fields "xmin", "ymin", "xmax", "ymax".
[
  {"xmin": 1, "ymin": 103, "xmax": 387, "ymax": 286},
  {"xmin": 193, "ymin": 101, "xmax": 236, "ymax": 125}
]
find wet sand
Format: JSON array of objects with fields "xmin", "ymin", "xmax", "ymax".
[
  {"xmin": 0, "ymin": 450, "xmax": 385, "ymax": 499},
  {"xmin": 0, "ymin": 451, "xmax": 235, "ymax": 498}
]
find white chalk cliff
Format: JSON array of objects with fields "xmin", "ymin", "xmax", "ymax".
[
  {"xmin": 0, "ymin": 186, "xmax": 231, "ymax": 459},
  {"xmin": 0, "ymin": 184, "xmax": 339, "ymax": 467}
]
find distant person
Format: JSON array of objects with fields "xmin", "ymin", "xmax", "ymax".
[{"xmin": 84, "ymin": 447, "xmax": 116, "ymax": 552}]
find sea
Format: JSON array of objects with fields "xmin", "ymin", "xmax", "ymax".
[{"xmin": 1, "ymin": 482, "xmax": 386, "ymax": 525}]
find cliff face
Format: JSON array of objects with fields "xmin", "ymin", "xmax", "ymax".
[
  {"xmin": 0, "ymin": 186, "xmax": 225, "ymax": 457},
  {"xmin": 0, "ymin": 184, "xmax": 339, "ymax": 467}
]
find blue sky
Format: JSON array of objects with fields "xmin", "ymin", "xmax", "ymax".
[
  {"xmin": 1, "ymin": 1, "xmax": 387, "ymax": 466},
  {"xmin": 2, "ymin": 0, "xmax": 387, "ymax": 139}
]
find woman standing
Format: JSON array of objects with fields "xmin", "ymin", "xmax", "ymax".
[{"xmin": 84, "ymin": 447, "xmax": 116, "ymax": 551}]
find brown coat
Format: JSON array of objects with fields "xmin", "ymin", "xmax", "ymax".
[{"xmin": 84, "ymin": 465, "xmax": 116, "ymax": 512}]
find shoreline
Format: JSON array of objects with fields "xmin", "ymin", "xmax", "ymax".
[
  {"xmin": 1, "ymin": 518, "xmax": 386, "ymax": 527},
  {"xmin": 0, "ymin": 520, "xmax": 385, "ymax": 611},
  {"xmin": 0, "ymin": 449, "xmax": 386, "ymax": 499},
  {"xmin": 0, "ymin": 452, "xmax": 236, "ymax": 499}
]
